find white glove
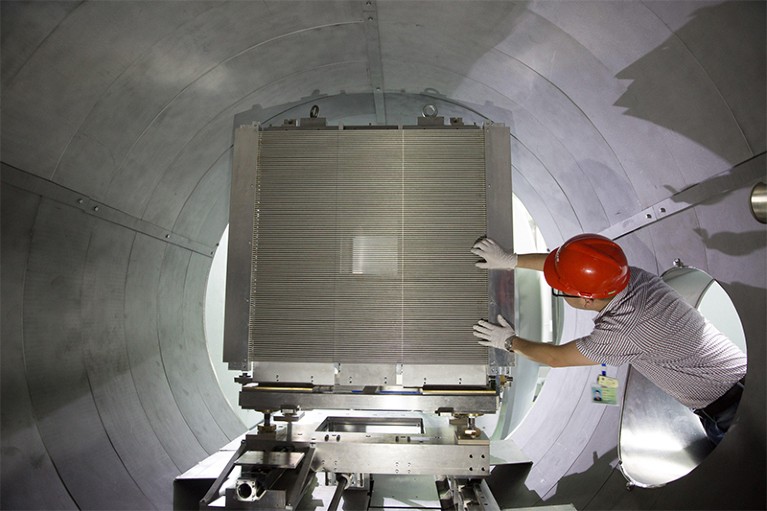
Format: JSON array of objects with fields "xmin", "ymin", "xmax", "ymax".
[
  {"xmin": 473, "ymin": 315, "xmax": 516, "ymax": 350},
  {"xmin": 472, "ymin": 238, "xmax": 518, "ymax": 270}
]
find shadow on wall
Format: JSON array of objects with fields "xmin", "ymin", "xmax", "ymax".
[
  {"xmin": 693, "ymin": 228, "xmax": 766, "ymax": 257},
  {"xmin": 614, "ymin": 1, "xmax": 766, "ymax": 164},
  {"xmin": 487, "ymin": 448, "xmax": 622, "ymax": 509}
]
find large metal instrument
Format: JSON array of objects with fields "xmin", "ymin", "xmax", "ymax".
[{"xmin": 175, "ymin": 113, "xmax": 526, "ymax": 510}]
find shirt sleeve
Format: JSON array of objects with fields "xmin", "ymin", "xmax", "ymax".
[{"xmin": 575, "ymin": 323, "xmax": 644, "ymax": 366}]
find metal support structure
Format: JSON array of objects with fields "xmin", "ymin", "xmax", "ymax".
[
  {"xmin": 1, "ymin": 163, "xmax": 216, "ymax": 256},
  {"xmin": 600, "ymin": 153, "xmax": 766, "ymax": 240},
  {"xmin": 239, "ymin": 386, "xmax": 498, "ymax": 415}
]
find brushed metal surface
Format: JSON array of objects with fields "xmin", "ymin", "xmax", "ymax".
[
  {"xmin": 237, "ymin": 127, "xmax": 488, "ymax": 374},
  {"xmin": 224, "ymin": 125, "xmax": 259, "ymax": 370},
  {"xmin": 0, "ymin": 186, "xmax": 78, "ymax": 510},
  {"xmin": 158, "ymin": 244, "xmax": 232, "ymax": 454},
  {"xmin": 23, "ymin": 200, "xmax": 153, "ymax": 509},
  {"xmin": 240, "ymin": 388, "xmax": 498, "ymax": 415},
  {"xmin": 1, "ymin": 1, "xmax": 765, "ymax": 509},
  {"xmin": 1, "ymin": 162, "xmax": 214, "ymax": 255},
  {"xmin": 82, "ymin": 220, "xmax": 180, "ymax": 506},
  {"xmin": 186, "ymin": 252, "xmax": 247, "ymax": 439},
  {"xmin": 750, "ymin": 181, "xmax": 767, "ymax": 223},
  {"xmin": 124, "ymin": 233, "xmax": 211, "ymax": 470},
  {"xmin": 618, "ymin": 368, "xmax": 712, "ymax": 488}
]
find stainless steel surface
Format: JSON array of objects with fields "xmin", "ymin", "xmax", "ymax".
[
  {"xmin": 229, "ymin": 125, "xmax": 490, "ymax": 377},
  {"xmin": 751, "ymin": 182, "xmax": 767, "ymax": 223},
  {"xmin": 235, "ymin": 451, "xmax": 305, "ymax": 469},
  {"xmin": 661, "ymin": 265, "xmax": 714, "ymax": 308},
  {"xmin": 260, "ymin": 411, "xmax": 489, "ymax": 477},
  {"xmin": 485, "ymin": 123, "xmax": 516, "ymax": 373},
  {"xmin": 616, "ymin": 263, "xmax": 747, "ymax": 488},
  {"xmin": 160, "ymin": 245, "xmax": 234, "ymax": 453},
  {"xmin": 368, "ymin": 474, "xmax": 441, "ymax": 509},
  {"xmin": 488, "ymin": 439, "xmax": 531, "ymax": 467},
  {"xmin": 402, "ymin": 363, "xmax": 488, "ymax": 387},
  {"xmin": 473, "ymin": 479, "xmax": 502, "ymax": 511},
  {"xmin": 1, "ymin": 162, "xmax": 216, "ymax": 256},
  {"xmin": 618, "ymin": 368, "xmax": 713, "ymax": 489},
  {"xmin": 22, "ymin": 199, "xmax": 154, "ymax": 509},
  {"xmin": 1, "ymin": 1, "xmax": 765, "ymax": 510},
  {"xmin": 1, "ymin": 186, "xmax": 78, "ymax": 511},
  {"xmin": 239, "ymin": 387, "xmax": 499, "ymax": 414},
  {"xmin": 125, "ymin": 233, "xmax": 212, "ymax": 470},
  {"xmin": 224, "ymin": 125, "xmax": 260, "ymax": 371},
  {"xmin": 251, "ymin": 361, "xmax": 336, "ymax": 386},
  {"xmin": 600, "ymin": 156, "xmax": 767, "ymax": 240}
]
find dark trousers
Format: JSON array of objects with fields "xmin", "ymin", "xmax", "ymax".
[{"xmin": 694, "ymin": 377, "xmax": 745, "ymax": 445}]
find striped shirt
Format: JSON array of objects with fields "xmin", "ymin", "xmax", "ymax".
[{"xmin": 575, "ymin": 266, "xmax": 747, "ymax": 409}]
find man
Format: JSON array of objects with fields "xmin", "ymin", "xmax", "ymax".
[{"xmin": 471, "ymin": 233, "xmax": 747, "ymax": 444}]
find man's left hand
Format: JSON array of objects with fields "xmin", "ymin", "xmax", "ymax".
[{"xmin": 473, "ymin": 314, "xmax": 515, "ymax": 350}]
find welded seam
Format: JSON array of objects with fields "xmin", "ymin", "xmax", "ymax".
[
  {"xmin": 179, "ymin": 250, "xmax": 234, "ymax": 448},
  {"xmin": 122, "ymin": 232, "xmax": 183, "ymax": 473},
  {"xmin": 489, "ymin": 46, "xmax": 640, "ymax": 205},
  {"xmin": 82, "ymin": 370, "xmax": 158, "ymax": 509},
  {"xmin": 165, "ymin": 145, "xmax": 232, "ymax": 253},
  {"xmin": 49, "ymin": 1, "xmax": 222, "ymax": 181},
  {"xmin": 110, "ymin": 20, "xmax": 365, "ymax": 208},
  {"xmin": 131, "ymin": 58, "xmax": 365, "ymax": 221},
  {"xmin": 155, "ymin": 244, "xmax": 209, "ymax": 457},
  {"xmin": 510, "ymin": 166, "xmax": 568, "ymax": 245},
  {"xmin": 13, "ymin": 193, "xmax": 81, "ymax": 509},
  {"xmin": 363, "ymin": 0, "xmax": 386, "ymax": 124},
  {"xmin": 530, "ymin": 362, "xmax": 601, "ymax": 504},
  {"xmin": 79, "ymin": 226, "xmax": 159, "ymax": 508},
  {"xmin": 640, "ymin": 0, "xmax": 753, "ymax": 156},
  {"xmin": 2, "ymin": 0, "xmax": 86, "ymax": 90},
  {"xmin": 510, "ymin": 134, "xmax": 584, "ymax": 233}
]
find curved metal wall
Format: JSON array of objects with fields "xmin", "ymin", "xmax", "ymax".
[{"xmin": 1, "ymin": 1, "xmax": 764, "ymax": 509}]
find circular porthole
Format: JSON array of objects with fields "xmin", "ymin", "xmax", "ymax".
[{"xmin": 618, "ymin": 264, "xmax": 747, "ymax": 488}]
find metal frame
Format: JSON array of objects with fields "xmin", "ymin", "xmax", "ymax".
[
  {"xmin": 239, "ymin": 386, "xmax": 499, "ymax": 415},
  {"xmin": 224, "ymin": 117, "xmax": 515, "ymax": 413},
  {"xmin": 224, "ymin": 125, "xmax": 260, "ymax": 370}
]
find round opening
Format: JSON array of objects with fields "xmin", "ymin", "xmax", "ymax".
[
  {"xmin": 617, "ymin": 265, "xmax": 747, "ymax": 488},
  {"xmin": 236, "ymin": 481, "xmax": 254, "ymax": 500}
]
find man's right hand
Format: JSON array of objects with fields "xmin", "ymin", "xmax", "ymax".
[{"xmin": 471, "ymin": 238, "xmax": 518, "ymax": 270}]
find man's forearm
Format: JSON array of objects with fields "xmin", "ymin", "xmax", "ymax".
[
  {"xmin": 509, "ymin": 336, "xmax": 559, "ymax": 366},
  {"xmin": 509, "ymin": 336, "xmax": 598, "ymax": 368},
  {"xmin": 516, "ymin": 253, "xmax": 547, "ymax": 272}
]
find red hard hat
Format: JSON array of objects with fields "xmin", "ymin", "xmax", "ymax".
[{"xmin": 544, "ymin": 234, "xmax": 630, "ymax": 299}]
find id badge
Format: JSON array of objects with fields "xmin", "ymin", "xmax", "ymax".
[{"xmin": 592, "ymin": 374, "xmax": 619, "ymax": 405}]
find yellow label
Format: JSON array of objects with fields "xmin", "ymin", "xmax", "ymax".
[{"xmin": 597, "ymin": 375, "xmax": 619, "ymax": 388}]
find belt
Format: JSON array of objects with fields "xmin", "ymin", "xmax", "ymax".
[{"xmin": 696, "ymin": 377, "xmax": 745, "ymax": 418}]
